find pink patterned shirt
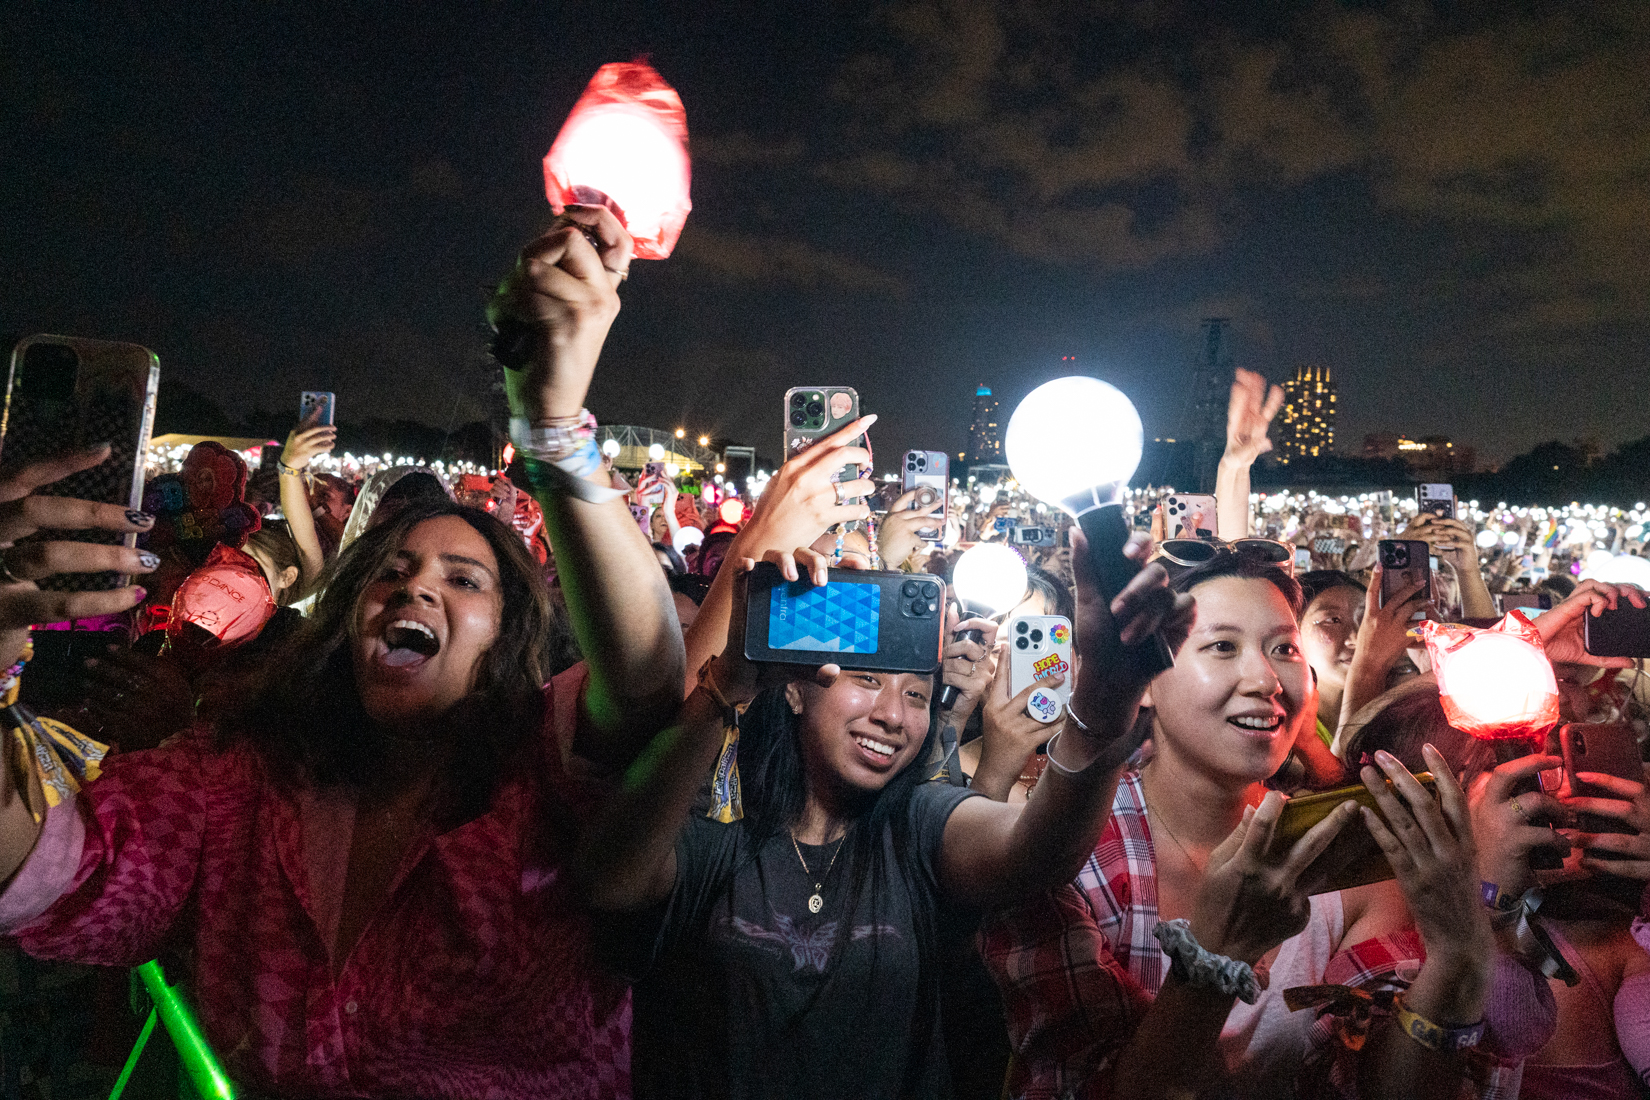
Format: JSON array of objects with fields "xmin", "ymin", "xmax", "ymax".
[{"xmin": 1, "ymin": 665, "xmax": 630, "ymax": 1100}]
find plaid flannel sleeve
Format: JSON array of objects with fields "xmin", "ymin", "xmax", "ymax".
[{"xmin": 980, "ymin": 882, "xmax": 1152, "ymax": 1100}]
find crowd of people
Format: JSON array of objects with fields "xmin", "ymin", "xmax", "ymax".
[{"xmin": 5, "ymin": 207, "xmax": 1650, "ymax": 1100}]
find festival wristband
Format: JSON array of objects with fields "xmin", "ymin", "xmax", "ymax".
[
  {"xmin": 1480, "ymin": 880, "xmax": 1521, "ymax": 912},
  {"xmin": 1394, "ymin": 994, "xmax": 1485, "ymax": 1053},
  {"xmin": 519, "ymin": 454, "xmax": 625, "ymax": 504}
]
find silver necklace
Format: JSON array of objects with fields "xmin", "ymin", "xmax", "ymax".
[{"xmin": 789, "ymin": 830, "xmax": 847, "ymax": 914}]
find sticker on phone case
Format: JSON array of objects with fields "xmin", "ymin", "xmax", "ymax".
[
  {"xmin": 769, "ymin": 583, "xmax": 881, "ymax": 653},
  {"xmin": 1031, "ymin": 653, "xmax": 1070, "ymax": 680},
  {"xmin": 1050, "ymin": 623, "xmax": 1070, "ymax": 644},
  {"xmin": 1027, "ymin": 687, "xmax": 1063, "ymax": 724}
]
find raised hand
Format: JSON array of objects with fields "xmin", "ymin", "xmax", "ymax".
[
  {"xmin": 281, "ymin": 406, "xmax": 336, "ymax": 473},
  {"xmin": 488, "ymin": 204, "xmax": 635, "ymax": 423},
  {"xmin": 1466, "ymin": 752, "xmax": 1569, "ymax": 900},
  {"xmin": 1532, "ymin": 579, "xmax": 1648, "ymax": 669},
  {"xmin": 716, "ymin": 546, "xmax": 841, "ymax": 704},
  {"xmin": 972, "ymin": 653, "xmax": 1064, "ymax": 801},
  {"xmin": 878, "ymin": 487, "xmax": 945, "ymax": 571},
  {"xmin": 1224, "ymin": 368, "xmax": 1285, "ymax": 466},
  {"xmin": 732, "ymin": 416, "xmax": 875, "ymax": 562},
  {"xmin": 937, "ymin": 609, "xmax": 997, "ymax": 723},
  {"xmin": 0, "ymin": 446, "xmax": 158, "ymax": 668}
]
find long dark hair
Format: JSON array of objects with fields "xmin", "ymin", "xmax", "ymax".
[
  {"xmin": 733, "ymin": 674, "xmax": 943, "ymax": 1077},
  {"xmin": 220, "ymin": 501, "xmax": 555, "ymax": 816}
]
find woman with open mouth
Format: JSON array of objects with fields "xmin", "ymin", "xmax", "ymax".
[{"xmin": 1, "ymin": 206, "xmax": 683, "ymax": 1099}]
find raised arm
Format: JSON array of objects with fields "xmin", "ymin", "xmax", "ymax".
[
  {"xmin": 1, "ymin": 447, "xmax": 157, "ymax": 881},
  {"xmin": 680, "ymin": 419, "xmax": 873, "ymax": 695},
  {"xmin": 576, "ymin": 547, "xmax": 836, "ymax": 911},
  {"xmin": 488, "ymin": 206, "xmax": 681, "ymax": 767},
  {"xmin": 936, "ymin": 530, "xmax": 1195, "ymax": 909},
  {"xmin": 1215, "ymin": 369, "xmax": 1283, "ymax": 541},
  {"xmin": 276, "ymin": 412, "xmax": 335, "ymax": 591}
]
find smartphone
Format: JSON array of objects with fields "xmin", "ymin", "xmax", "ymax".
[
  {"xmin": 784, "ymin": 386, "xmax": 863, "ymax": 494},
  {"xmin": 901, "ymin": 450, "xmax": 949, "ymax": 541},
  {"xmin": 1312, "ymin": 537, "xmax": 1347, "ymax": 557},
  {"xmin": 1008, "ymin": 615, "xmax": 1073, "ymax": 724},
  {"xmin": 1164, "ymin": 493, "xmax": 1218, "ymax": 539},
  {"xmin": 1417, "ymin": 484, "xmax": 1455, "ymax": 520},
  {"xmin": 1584, "ymin": 603, "xmax": 1650, "ymax": 657},
  {"xmin": 1294, "ymin": 547, "xmax": 1312, "ymax": 573},
  {"xmin": 742, "ymin": 562, "xmax": 944, "ymax": 674},
  {"xmin": 1560, "ymin": 723, "xmax": 1642, "ymax": 852},
  {"xmin": 2, "ymin": 336, "xmax": 159, "ymax": 592},
  {"xmin": 299, "ymin": 390, "xmax": 336, "ymax": 427},
  {"xmin": 1009, "ymin": 525, "xmax": 1057, "ymax": 547},
  {"xmin": 1378, "ymin": 539, "xmax": 1431, "ymax": 617},
  {"xmin": 1270, "ymin": 772, "xmax": 1440, "ymax": 893}
]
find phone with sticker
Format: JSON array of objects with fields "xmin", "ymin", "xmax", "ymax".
[
  {"xmin": 783, "ymin": 386, "xmax": 865, "ymax": 495},
  {"xmin": 901, "ymin": 450, "xmax": 948, "ymax": 541},
  {"xmin": 1164, "ymin": 493, "xmax": 1218, "ymax": 539},
  {"xmin": 742, "ymin": 562, "xmax": 945, "ymax": 674},
  {"xmin": 1008, "ymin": 615, "xmax": 1074, "ymax": 724}
]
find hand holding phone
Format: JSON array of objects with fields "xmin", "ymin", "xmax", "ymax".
[
  {"xmin": 1378, "ymin": 540, "xmax": 1431, "ymax": 619},
  {"xmin": 1560, "ymin": 723, "xmax": 1644, "ymax": 860},
  {"xmin": 742, "ymin": 560, "xmax": 944, "ymax": 674}
]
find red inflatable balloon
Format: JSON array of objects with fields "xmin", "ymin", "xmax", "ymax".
[
  {"xmin": 168, "ymin": 544, "xmax": 276, "ymax": 648},
  {"xmin": 544, "ymin": 61, "xmax": 691, "ymax": 260}
]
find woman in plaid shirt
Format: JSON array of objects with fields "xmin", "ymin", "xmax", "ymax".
[{"xmin": 980, "ymin": 550, "xmax": 1552, "ymax": 1099}]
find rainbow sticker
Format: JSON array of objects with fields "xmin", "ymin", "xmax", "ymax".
[{"xmin": 1051, "ymin": 623, "xmax": 1070, "ymax": 644}]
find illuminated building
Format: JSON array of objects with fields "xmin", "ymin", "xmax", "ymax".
[
  {"xmin": 966, "ymin": 384, "xmax": 1002, "ymax": 466},
  {"xmin": 1189, "ymin": 319, "xmax": 1233, "ymax": 489},
  {"xmin": 1275, "ymin": 364, "xmax": 1335, "ymax": 463},
  {"xmin": 1363, "ymin": 432, "xmax": 1475, "ymax": 477}
]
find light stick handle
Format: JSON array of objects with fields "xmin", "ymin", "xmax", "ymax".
[
  {"xmin": 136, "ymin": 960, "xmax": 236, "ymax": 1100},
  {"xmin": 1077, "ymin": 505, "xmax": 1172, "ymax": 676},
  {"xmin": 937, "ymin": 627, "xmax": 986, "ymax": 710}
]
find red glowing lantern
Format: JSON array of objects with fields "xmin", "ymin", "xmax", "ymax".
[
  {"xmin": 1420, "ymin": 613, "xmax": 1560, "ymax": 742},
  {"xmin": 544, "ymin": 61, "xmax": 691, "ymax": 260}
]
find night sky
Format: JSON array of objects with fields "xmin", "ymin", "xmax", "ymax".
[{"xmin": 5, "ymin": 1, "xmax": 1647, "ymax": 469}]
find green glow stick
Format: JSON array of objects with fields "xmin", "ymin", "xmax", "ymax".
[
  {"xmin": 135, "ymin": 960, "xmax": 237, "ymax": 1100},
  {"xmin": 106, "ymin": 1007, "xmax": 157, "ymax": 1100}
]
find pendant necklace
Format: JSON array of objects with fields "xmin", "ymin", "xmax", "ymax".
[{"xmin": 789, "ymin": 830, "xmax": 847, "ymax": 914}]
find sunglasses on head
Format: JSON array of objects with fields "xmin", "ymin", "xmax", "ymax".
[{"xmin": 1157, "ymin": 537, "xmax": 1297, "ymax": 575}]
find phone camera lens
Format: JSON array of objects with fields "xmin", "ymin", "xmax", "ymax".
[
  {"xmin": 1030, "ymin": 629, "xmax": 1043, "ymax": 642},
  {"xmin": 1016, "ymin": 637, "xmax": 1030, "ymax": 650},
  {"xmin": 1016, "ymin": 621, "xmax": 1028, "ymax": 634},
  {"xmin": 791, "ymin": 393, "xmax": 805, "ymax": 406},
  {"xmin": 907, "ymin": 460, "xmax": 917, "ymax": 470},
  {"xmin": 807, "ymin": 401, "xmax": 824, "ymax": 417},
  {"xmin": 790, "ymin": 411, "xmax": 806, "ymax": 426},
  {"xmin": 920, "ymin": 582, "xmax": 938, "ymax": 598},
  {"xmin": 902, "ymin": 581, "xmax": 918, "ymax": 597}
]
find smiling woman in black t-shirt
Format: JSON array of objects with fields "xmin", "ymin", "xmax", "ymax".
[{"xmin": 578, "ymin": 536, "xmax": 1192, "ymax": 1100}]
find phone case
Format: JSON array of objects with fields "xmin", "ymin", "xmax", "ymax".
[
  {"xmin": 1583, "ymin": 604, "xmax": 1650, "ymax": 659},
  {"xmin": 901, "ymin": 450, "xmax": 948, "ymax": 541},
  {"xmin": 299, "ymin": 390, "xmax": 335, "ymax": 427},
  {"xmin": 784, "ymin": 387, "xmax": 863, "ymax": 492},
  {"xmin": 3, "ymin": 336, "xmax": 159, "ymax": 592},
  {"xmin": 1008, "ymin": 615, "xmax": 1073, "ymax": 723},
  {"xmin": 1562, "ymin": 723, "xmax": 1643, "ymax": 846},
  {"xmin": 1268, "ymin": 773, "xmax": 1438, "ymax": 894},
  {"xmin": 1378, "ymin": 539, "xmax": 1431, "ymax": 614},
  {"xmin": 742, "ymin": 562, "xmax": 944, "ymax": 674},
  {"xmin": 1164, "ymin": 494, "xmax": 1218, "ymax": 539},
  {"xmin": 1417, "ymin": 484, "xmax": 1455, "ymax": 519}
]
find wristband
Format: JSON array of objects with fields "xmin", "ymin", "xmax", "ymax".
[
  {"xmin": 276, "ymin": 458, "xmax": 306, "ymax": 477},
  {"xmin": 520, "ymin": 454, "xmax": 626, "ymax": 504},
  {"xmin": 509, "ymin": 413, "xmax": 597, "ymax": 462},
  {"xmin": 1480, "ymin": 880, "xmax": 1521, "ymax": 912},
  {"xmin": 695, "ymin": 657, "xmax": 741, "ymax": 729},
  {"xmin": 1393, "ymin": 994, "xmax": 1485, "ymax": 1053},
  {"xmin": 1153, "ymin": 918, "xmax": 1261, "ymax": 1005}
]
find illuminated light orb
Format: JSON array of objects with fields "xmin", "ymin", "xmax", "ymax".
[
  {"xmin": 1583, "ymin": 553, "xmax": 1650, "ymax": 588},
  {"xmin": 601, "ymin": 438, "xmax": 622, "ymax": 458},
  {"xmin": 647, "ymin": 443, "xmax": 666, "ymax": 461},
  {"xmin": 718, "ymin": 499, "xmax": 744, "ymax": 526},
  {"xmin": 543, "ymin": 62, "xmax": 691, "ymax": 260},
  {"xmin": 1443, "ymin": 632, "xmax": 1559, "ymax": 737},
  {"xmin": 1005, "ymin": 377, "xmax": 1142, "ymax": 513},
  {"xmin": 1475, "ymin": 530, "xmax": 1498, "ymax": 549},
  {"xmin": 664, "ymin": 462, "xmax": 680, "ymax": 478},
  {"xmin": 951, "ymin": 543, "xmax": 1029, "ymax": 615}
]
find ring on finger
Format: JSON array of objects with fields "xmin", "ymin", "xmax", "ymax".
[
  {"xmin": 833, "ymin": 482, "xmax": 850, "ymax": 505},
  {"xmin": 1510, "ymin": 796, "xmax": 1528, "ymax": 822}
]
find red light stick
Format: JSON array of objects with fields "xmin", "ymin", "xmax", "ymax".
[
  {"xmin": 543, "ymin": 61, "xmax": 691, "ymax": 260},
  {"xmin": 1420, "ymin": 612, "xmax": 1560, "ymax": 757}
]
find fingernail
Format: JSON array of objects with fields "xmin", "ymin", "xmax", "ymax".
[
  {"xmin": 128, "ymin": 510, "xmax": 154, "ymax": 527},
  {"xmin": 131, "ymin": 586, "xmax": 146, "ymax": 601},
  {"xmin": 1376, "ymin": 750, "xmax": 1396, "ymax": 765},
  {"xmin": 136, "ymin": 551, "xmax": 160, "ymax": 570}
]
